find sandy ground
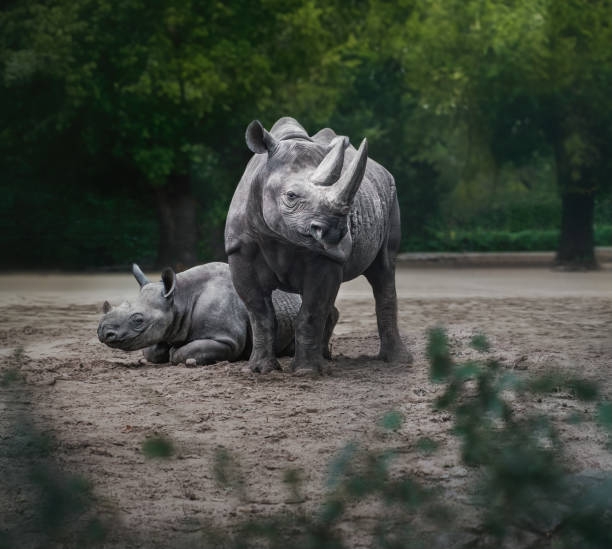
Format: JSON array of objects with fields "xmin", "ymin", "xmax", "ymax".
[{"xmin": 1, "ymin": 266, "xmax": 612, "ymax": 547}]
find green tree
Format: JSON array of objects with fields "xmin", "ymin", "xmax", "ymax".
[
  {"xmin": 1, "ymin": 0, "xmax": 356, "ymax": 268},
  {"xmin": 395, "ymin": 0, "xmax": 612, "ymax": 267}
]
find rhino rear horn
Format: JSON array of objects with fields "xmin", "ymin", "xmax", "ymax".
[
  {"xmin": 330, "ymin": 138, "xmax": 368, "ymax": 210},
  {"xmin": 311, "ymin": 136, "xmax": 349, "ymax": 186},
  {"xmin": 161, "ymin": 268, "xmax": 176, "ymax": 299},
  {"xmin": 245, "ymin": 120, "xmax": 278, "ymax": 155},
  {"xmin": 132, "ymin": 263, "xmax": 150, "ymax": 288}
]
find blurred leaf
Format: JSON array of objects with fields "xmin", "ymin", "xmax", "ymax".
[
  {"xmin": 455, "ymin": 361, "xmax": 480, "ymax": 380},
  {"xmin": 527, "ymin": 374, "xmax": 563, "ymax": 395},
  {"xmin": 327, "ymin": 442, "xmax": 357, "ymax": 489},
  {"xmin": 470, "ymin": 333, "xmax": 490, "ymax": 353},
  {"xmin": 597, "ymin": 402, "xmax": 612, "ymax": 432},
  {"xmin": 416, "ymin": 437, "xmax": 439, "ymax": 455},
  {"xmin": 568, "ymin": 378, "xmax": 599, "ymax": 401},
  {"xmin": 141, "ymin": 436, "xmax": 174, "ymax": 459},
  {"xmin": 1, "ymin": 368, "xmax": 22, "ymax": 388},
  {"xmin": 427, "ymin": 327, "xmax": 453, "ymax": 382},
  {"xmin": 380, "ymin": 411, "xmax": 404, "ymax": 431}
]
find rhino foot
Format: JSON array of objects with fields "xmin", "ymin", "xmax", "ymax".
[
  {"xmin": 377, "ymin": 344, "xmax": 413, "ymax": 364},
  {"xmin": 248, "ymin": 357, "xmax": 282, "ymax": 374},
  {"xmin": 290, "ymin": 357, "xmax": 332, "ymax": 376}
]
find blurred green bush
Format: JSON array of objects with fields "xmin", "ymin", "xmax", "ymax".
[
  {"xmin": 4, "ymin": 330, "xmax": 612, "ymax": 547},
  {"xmin": 403, "ymin": 225, "xmax": 612, "ymax": 253}
]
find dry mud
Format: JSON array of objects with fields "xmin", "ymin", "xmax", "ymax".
[{"xmin": 1, "ymin": 266, "xmax": 611, "ymax": 547}]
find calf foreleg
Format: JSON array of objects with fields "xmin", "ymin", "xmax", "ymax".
[{"xmin": 142, "ymin": 343, "xmax": 170, "ymax": 363}]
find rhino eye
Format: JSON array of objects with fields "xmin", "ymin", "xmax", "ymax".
[
  {"xmin": 130, "ymin": 314, "xmax": 144, "ymax": 327},
  {"xmin": 286, "ymin": 191, "xmax": 298, "ymax": 199}
]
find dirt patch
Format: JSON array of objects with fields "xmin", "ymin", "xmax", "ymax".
[{"xmin": 1, "ymin": 268, "xmax": 612, "ymax": 547}]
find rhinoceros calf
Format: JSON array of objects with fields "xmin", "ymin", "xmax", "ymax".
[
  {"xmin": 97, "ymin": 262, "xmax": 306, "ymax": 365},
  {"xmin": 225, "ymin": 117, "xmax": 411, "ymax": 374}
]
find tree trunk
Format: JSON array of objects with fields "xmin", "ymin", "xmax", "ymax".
[
  {"xmin": 555, "ymin": 191, "xmax": 597, "ymax": 269},
  {"xmin": 552, "ymin": 124, "xmax": 598, "ymax": 270},
  {"xmin": 155, "ymin": 174, "xmax": 199, "ymax": 270}
]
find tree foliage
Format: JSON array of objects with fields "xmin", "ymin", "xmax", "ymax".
[{"xmin": 1, "ymin": 0, "xmax": 611, "ymax": 267}]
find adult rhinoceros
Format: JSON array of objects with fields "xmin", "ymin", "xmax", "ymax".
[{"xmin": 225, "ymin": 117, "xmax": 410, "ymax": 374}]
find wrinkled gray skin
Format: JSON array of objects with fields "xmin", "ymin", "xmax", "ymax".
[
  {"xmin": 97, "ymin": 262, "xmax": 307, "ymax": 365},
  {"xmin": 225, "ymin": 117, "xmax": 411, "ymax": 374}
]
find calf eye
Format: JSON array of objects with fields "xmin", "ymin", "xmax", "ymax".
[{"xmin": 130, "ymin": 315, "xmax": 144, "ymax": 327}]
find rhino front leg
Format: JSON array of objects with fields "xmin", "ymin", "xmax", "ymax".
[
  {"xmin": 228, "ymin": 254, "xmax": 280, "ymax": 374},
  {"xmin": 169, "ymin": 339, "xmax": 237, "ymax": 366},
  {"xmin": 292, "ymin": 265, "xmax": 341, "ymax": 374},
  {"xmin": 142, "ymin": 342, "xmax": 170, "ymax": 363}
]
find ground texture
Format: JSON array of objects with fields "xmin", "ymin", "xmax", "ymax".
[{"xmin": 1, "ymin": 266, "xmax": 611, "ymax": 547}]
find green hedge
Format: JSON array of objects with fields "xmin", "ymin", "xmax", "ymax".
[
  {"xmin": 403, "ymin": 225, "xmax": 612, "ymax": 253},
  {"xmin": 0, "ymin": 182, "xmax": 158, "ymax": 270}
]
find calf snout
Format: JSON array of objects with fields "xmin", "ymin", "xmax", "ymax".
[
  {"xmin": 102, "ymin": 329, "xmax": 117, "ymax": 342},
  {"xmin": 98, "ymin": 324, "xmax": 120, "ymax": 344}
]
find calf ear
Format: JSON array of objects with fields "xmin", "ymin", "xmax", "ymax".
[
  {"xmin": 132, "ymin": 263, "xmax": 150, "ymax": 288},
  {"xmin": 102, "ymin": 300, "xmax": 112, "ymax": 313},
  {"xmin": 246, "ymin": 120, "xmax": 278, "ymax": 155},
  {"xmin": 161, "ymin": 268, "xmax": 176, "ymax": 299}
]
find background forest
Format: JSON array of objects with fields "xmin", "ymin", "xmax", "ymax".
[{"xmin": 1, "ymin": 0, "xmax": 611, "ymax": 270}]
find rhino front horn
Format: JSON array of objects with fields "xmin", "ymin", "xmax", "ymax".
[{"xmin": 330, "ymin": 138, "xmax": 368, "ymax": 210}]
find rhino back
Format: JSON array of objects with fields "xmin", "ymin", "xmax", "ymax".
[
  {"xmin": 225, "ymin": 154, "xmax": 267, "ymax": 256},
  {"xmin": 271, "ymin": 290, "xmax": 301, "ymax": 353}
]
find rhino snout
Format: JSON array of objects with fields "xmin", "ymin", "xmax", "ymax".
[
  {"xmin": 101, "ymin": 328, "xmax": 117, "ymax": 342},
  {"xmin": 309, "ymin": 220, "xmax": 346, "ymax": 247},
  {"xmin": 309, "ymin": 221, "xmax": 327, "ymax": 241},
  {"xmin": 98, "ymin": 323, "xmax": 124, "ymax": 345}
]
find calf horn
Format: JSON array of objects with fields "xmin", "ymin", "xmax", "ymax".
[
  {"xmin": 310, "ymin": 136, "xmax": 349, "ymax": 186},
  {"xmin": 329, "ymin": 138, "xmax": 368, "ymax": 210},
  {"xmin": 132, "ymin": 263, "xmax": 150, "ymax": 288}
]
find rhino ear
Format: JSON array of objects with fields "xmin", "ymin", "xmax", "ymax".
[
  {"xmin": 161, "ymin": 267, "xmax": 176, "ymax": 299},
  {"xmin": 132, "ymin": 263, "xmax": 150, "ymax": 288},
  {"xmin": 102, "ymin": 300, "xmax": 112, "ymax": 314},
  {"xmin": 246, "ymin": 120, "xmax": 278, "ymax": 155}
]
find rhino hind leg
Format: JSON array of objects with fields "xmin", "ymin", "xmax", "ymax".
[
  {"xmin": 365, "ymin": 260, "xmax": 411, "ymax": 363},
  {"xmin": 364, "ymin": 202, "xmax": 412, "ymax": 364},
  {"xmin": 279, "ymin": 339, "xmax": 295, "ymax": 357},
  {"xmin": 169, "ymin": 339, "xmax": 237, "ymax": 366},
  {"xmin": 276, "ymin": 303, "xmax": 336, "ymax": 359},
  {"xmin": 291, "ymin": 264, "xmax": 342, "ymax": 375},
  {"xmin": 142, "ymin": 342, "xmax": 170, "ymax": 363}
]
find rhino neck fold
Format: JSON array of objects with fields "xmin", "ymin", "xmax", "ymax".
[
  {"xmin": 164, "ymin": 290, "xmax": 197, "ymax": 344},
  {"xmin": 246, "ymin": 174, "xmax": 283, "ymax": 243}
]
